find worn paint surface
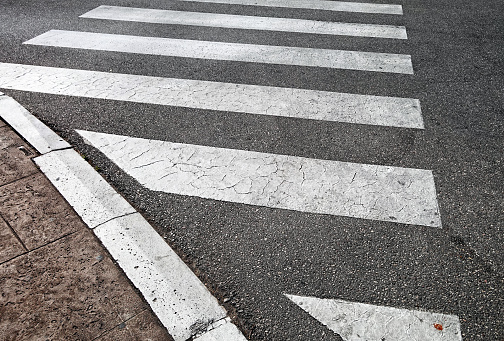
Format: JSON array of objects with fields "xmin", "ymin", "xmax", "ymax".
[
  {"xmin": 0, "ymin": 62, "xmax": 423, "ymax": 128},
  {"xmin": 25, "ymin": 30, "xmax": 413, "ymax": 74},
  {"xmin": 78, "ymin": 130, "xmax": 441, "ymax": 227},
  {"xmin": 176, "ymin": 0, "xmax": 403, "ymax": 15},
  {"xmin": 81, "ymin": 6, "xmax": 407, "ymax": 39},
  {"xmin": 286, "ymin": 294, "xmax": 463, "ymax": 341}
]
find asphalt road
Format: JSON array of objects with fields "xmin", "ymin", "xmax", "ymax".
[{"xmin": 0, "ymin": 0, "xmax": 503, "ymax": 339}]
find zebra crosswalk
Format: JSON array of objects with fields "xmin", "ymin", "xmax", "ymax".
[
  {"xmin": 0, "ymin": 0, "xmax": 455, "ymax": 339},
  {"xmin": 2, "ymin": 0, "xmax": 436, "ymax": 224},
  {"xmin": 0, "ymin": 0, "xmax": 436, "ymax": 227}
]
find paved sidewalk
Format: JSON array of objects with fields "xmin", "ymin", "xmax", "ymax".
[{"xmin": 0, "ymin": 119, "xmax": 174, "ymax": 340}]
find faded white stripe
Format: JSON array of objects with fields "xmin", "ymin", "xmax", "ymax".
[
  {"xmin": 0, "ymin": 63, "xmax": 424, "ymax": 129},
  {"xmin": 24, "ymin": 30, "xmax": 414, "ymax": 74},
  {"xmin": 176, "ymin": 0, "xmax": 403, "ymax": 15},
  {"xmin": 77, "ymin": 130, "xmax": 442, "ymax": 227},
  {"xmin": 286, "ymin": 294, "xmax": 462, "ymax": 341},
  {"xmin": 81, "ymin": 6, "xmax": 407, "ymax": 39}
]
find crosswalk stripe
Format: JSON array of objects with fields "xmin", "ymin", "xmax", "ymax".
[
  {"xmin": 0, "ymin": 62, "xmax": 424, "ymax": 128},
  {"xmin": 24, "ymin": 30, "xmax": 414, "ymax": 74},
  {"xmin": 77, "ymin": 130, "xmax": 442, "ymax": 227},
  {"xmin": 175, "ymin": 0, "xmax": 403, "ymax": 15},
  {"xmin": 80, "ymin": 6, "xmax": 407, "ymax": 39}
]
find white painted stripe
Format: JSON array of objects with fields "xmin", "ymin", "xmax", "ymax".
[
  {"xmin": 0, "ymin": 63, "xmax": 424, "ymax": 129},
  {"xmin": 78, "ymin": 130, "xmax": 442, "ymax": 227},
  {"xmin": 81, "ymin": 6, "xmax": 407, "ymax": 39},
  {"xmin": 24, "ymin": 30, "xmax": 413, "ymax": 74},
  {"xmin": 176, "ymin": 0, "xmax": 403, "ymax": 15},
  {"xmin": 95, "ymin": 214, "xmax": 246, "ymax": 341},
  {"xmin": 0, "ymin": 94, "xmax": 70, "ymax": 153},
  {"xmin": 285, "ymin": 294, "xmax": 462, "ymax": 341},
  {"xmin": 34, "ymin": 149, "xmax": 137, "ymax": 228}
]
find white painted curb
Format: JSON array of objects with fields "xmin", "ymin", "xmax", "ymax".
[
  {"xmin": 0, "ymin": 93, "xmax": 70, "ymax": 152},
  {"xmin": 35, "ymin": 148, "xmax": 137, "ymax": 228},
  {"xmin": 94, "ymin": 213, "xmax": 228, "ymax": 340},
  {"xmin": 0, "ymin": 94, "xmax": 247, "ymax": 341}
]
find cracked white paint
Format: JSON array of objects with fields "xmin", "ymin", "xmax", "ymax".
[
  {"xmin": 81, "ymin": 6, "xmax": 407, "ymax": 39},
  {"xmin": 24, "ymin": 30, "xmax": 413, "ymax": 74},
  {"xmin": 78, "ymin": 130, "xmax": 441, "ymax": 227},
  {"xmin": 285, "ymin": 294, "xmax": 462, "ymax": 341},
  {"xmin": 0, "ymin": 63, "xmax": 423, "ymax": 128},
  {"xmin": 176, "ymin": 0, "xmax": 403, "ymax": 15}
]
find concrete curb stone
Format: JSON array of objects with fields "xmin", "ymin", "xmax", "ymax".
[{"xmin": 0, "ymin": 118, "xmax": 173, "ymax": 340}]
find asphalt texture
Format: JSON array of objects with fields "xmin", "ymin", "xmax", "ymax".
[{"xmin": 0, "ymin": 0, "xmax": 503, "ymax": 339}]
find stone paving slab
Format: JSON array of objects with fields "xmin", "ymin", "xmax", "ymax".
[
  {"xmin": 0, "ymin": 126, "xmax": 38, "ymax": 186},
  {"xmin": 0, "ymin": 173, "xmax": 82, "ymax": 250},
  {"xmin": 0, "ymin": 216, "xmax": 25, "ymax": 263},
  {"xmin": 96, "ymin": 310, "xmax": 174, "ymax": 341},
  {"xmin": 0, "ymin": 230, "xmax": 162, "ymax": 340}
]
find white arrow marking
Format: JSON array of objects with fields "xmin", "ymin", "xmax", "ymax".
[
  {"xmin": 24, "ymin": 30, "xmax": 414, "ymax": 74},
  {"xmin": 81, "ymin": 6, "xmax": 407, "ymax": 39},
  {"xmin": 285, "ymin": 294, "xmax": 462, "ymax": 341},
  {"xmin": 175, "ymin": 0, "xmax": 403, "ymax": 15},
  {"xmin": 77, "ymin": 130, "xmax": 441, "ymax": 227}
]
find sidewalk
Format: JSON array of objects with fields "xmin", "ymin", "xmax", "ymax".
[{"xmin": 0, "ymin": 119, "xmax": 173, "ymax": 340}]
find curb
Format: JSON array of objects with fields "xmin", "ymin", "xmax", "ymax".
[{"xmin": 0, "ymin": 92, "xmax": 247, "ymax": 341}]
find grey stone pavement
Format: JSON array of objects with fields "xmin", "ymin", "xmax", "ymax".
[{"xmin": 0, "ymin": 119, "xmax": 174, "ymax": 340}]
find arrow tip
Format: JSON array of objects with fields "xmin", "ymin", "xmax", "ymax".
[{"xmin": 284, "ymin": 294, "xmax": 462, "ymax": 341}]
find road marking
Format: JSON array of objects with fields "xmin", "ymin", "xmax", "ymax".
[
  {"xmin": 77, "ymin": 130, "xmax": 442, "ymax": 227},
  {"xmin": 81, "ymin": 6, "xmax": 407, "ymax": 39},
  {"xmin": 0, "ymin": 63, "xmax": 424, "ymax": 129},
  {"xmin": 285, "ymin": 294, "xmax": 462, "ymax": 341},
  {"xmin": 175, "ymin": 0, "xmax": 403, "ymax": 15},
  {"xmin": 24, "ymin": 30, "xmax": 414, "ymax": 74}
]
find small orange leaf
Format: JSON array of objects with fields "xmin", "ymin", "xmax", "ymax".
[{"xmin": 434, "ymin": 323, "xmax": 443, "ymax": 331}]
